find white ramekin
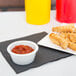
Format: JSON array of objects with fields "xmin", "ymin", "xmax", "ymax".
[{"xmin": 7, "ymin": 40, "xmax": 39, "ymax": 65}]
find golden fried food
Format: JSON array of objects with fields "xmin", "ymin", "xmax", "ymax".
[
  {"xmin": 60, "ymin": 33, "xmax": 71, "ymax": 42},
  {"xmin": 49, "ymin": 33, "xmax": 68, "ymax": 49},
  {"xmin": 60, "ymin": 33, "xmax": 69, "ymax": 38},
  {"xmin": 52, "ymin": 24, "xmax": 75, "ymax": 33},
  {"xmin": 69, "ymin": 33, "xmax": 76, "ymax": 43},
  {"xmin": 74, "ymin": 28, "xmax": 76, "ymax": 33},
  {"xmin": 49, "ymin": 33, "xmax": 60, "ymax": 46},
  {"xmin": 50, "ymin": 24, "xmax": 76, "ymax": 51},
  {"xmin": 68, "ymin": 42, "xmax": 76, "ymax": 51}
]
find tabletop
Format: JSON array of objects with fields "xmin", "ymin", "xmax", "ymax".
[{"xmin": 0, "ymin": 10, "xmax": 76, "ymax": 76}]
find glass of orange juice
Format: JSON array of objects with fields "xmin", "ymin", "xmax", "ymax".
[{"xmin": 25, "ymin": 0, "xmax": 51, "ymax": 25}]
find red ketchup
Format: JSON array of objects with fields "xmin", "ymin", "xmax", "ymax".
[{"xmin": 12, "ymin": 45, "xmax": 34, "ymax": 54}]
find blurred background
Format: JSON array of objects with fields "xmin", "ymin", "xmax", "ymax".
[{"xmin": 0, "ymin": 0, "xmax": 56, "ymax": 11}]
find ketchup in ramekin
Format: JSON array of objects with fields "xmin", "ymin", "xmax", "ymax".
[{"xmin": 12, "ymin": 45, "xmax": 34, "ymax": 54}]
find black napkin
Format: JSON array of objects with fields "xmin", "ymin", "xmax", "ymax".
[{"xmin": 0, "ymin": 32, "xmax": 72, "ymax": 74}]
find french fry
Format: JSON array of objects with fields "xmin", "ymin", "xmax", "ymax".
[
  {"xmin": 60, "ymin": 33, "xmax": 71, "ymax": 42},
  {"xmin": 74, "ymin": 28, "xmax": 76, "ymax": 33},
  {"xmin": 69, "ymin": 33, "xmax": 76, "ymax": 43},
  {"xmin": 49, "ymin": 33, "xmax": 60, "ymax": 46},
  {"xmin": 68, "ymin": 42, "xmax": 76, "ymax": 51},
  {"xmin": 49, "ymin": 33, "xmax": 68, "ymax": 49},
  {"xmin": 52, "ymin": 25, "xmax": 75, "ymax": 33}
]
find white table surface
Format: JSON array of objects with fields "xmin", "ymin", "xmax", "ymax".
[{"xmin": 0, "ymin": 10, "xmax": 76, "ymax": 76}]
